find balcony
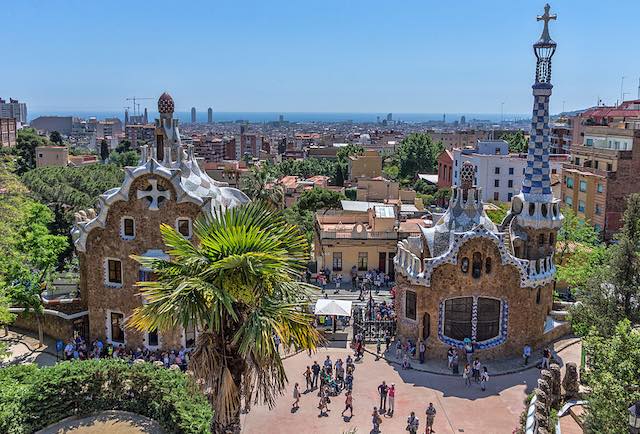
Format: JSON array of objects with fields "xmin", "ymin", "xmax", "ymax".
[{"xmin": 318, "ymin": 229, "xmax": 397, "ymax": 240}]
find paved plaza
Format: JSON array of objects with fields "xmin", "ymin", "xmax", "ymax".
[{"xmin": 242, "ymin": 341, "xmax": 581, "ymax": 434}]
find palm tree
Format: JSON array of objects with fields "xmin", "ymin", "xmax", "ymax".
[
  {"xmin": 240, "ymin": 165, "xmax": 284, "ymax": 208},
  {"xmin": 129, "ymin": 202, "xmax": 321, "ymax": 433}
]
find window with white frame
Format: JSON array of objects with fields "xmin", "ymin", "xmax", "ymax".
[
  {"xmin": 146, "ymin": 330, "xmax": 159, "ymax": 348},
  {"xmin": 105, "ymin": 258, "xmax": 123, "ymax": 287},
  {"xmin": 176, "ymin": 218, "xmax": 192, "ymax": 238},
  {"xmin": 121, "ymin": 217, "xmax": 135, "ymax": 239},
  {"xmin": 109, "ymin": 311, "xmax": 125, "ymax": 344}
]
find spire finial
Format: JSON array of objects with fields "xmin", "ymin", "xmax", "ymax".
[{"xmin": 536, "ymin": 4, "xmax": 557, "ymax": 43}]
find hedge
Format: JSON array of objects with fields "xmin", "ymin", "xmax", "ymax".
[{"xmin": 0, "ymin": 359, "xmax": 212, "ymax": 434}]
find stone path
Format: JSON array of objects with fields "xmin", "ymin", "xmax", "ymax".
[
  {"xmin": 37, "ymin": 410, "xmax": 164, "ymax": 434},
  {"xmin": 1, "ymin": 328, "xmax": 58, "ymax": 367},
  {"xmin": 241, "ymin": 340, "xmax": 582, "ymax": 434}
]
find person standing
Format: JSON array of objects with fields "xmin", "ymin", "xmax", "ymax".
[
  {"xmin": 452, "ymin": 352, "xmax": 460, "ymax": 374},
  {"xmin": 341, "ymin": 391, "xmax": 353, "ymax": 417},
  {"xmin": 372, "ymin": 407, "xmax": 382, "ymax": 433},
  {"xmin": 464, "ymin": 339, "xmax": 474, "ymax": 365},
  {"xmin": 473, "ymin": 358, "xmax": 481, "ymax": 383},
  {"xmin": 541, "ymin": 347, "xmax": 551, "ymax": 369},
  {"xmin": 523, "ymin": 344, "xmax": 532, "ymax": 366},
  {"xmin": 311, "ymin": 361, "xmax": 320, "ymax": 389},
  {"xmin": 324, "ymin": 355, "xmax": 333, "ymax": 376},
  {"xmin": 387, "ymin": 383, "xmax": 396, "ymax": 416},
  {"xmin": 481, "ymin": 367, "xmax": 489, "ymax": 391},
  {"xmin": 425, "ymin": 403, "xmax": 436, "ymax": 434},
  {"xmin": 304, "ymin": 366, "xmax": 312, "ymax": 391},
  {"xmin": 292, "ymin": 383, "xmax": 300, "ymax": 410},
  {"xmin": 406, "ymin": 411, "xmax": 419, "ymax": 434},
  {"xmin": 318, "ymin": 387, "xmax": 328, "ymax": 417},
  {"xmin": 385, "ymin": 331, "xmax": 391, "ymax": 352},
  {"xmin": 463, "ymin": 364, "xmax": 472, "ymax": 387},
  {"xmin": 447, "ymin": 346, "xmax": 455, "ymax": 368},
  {"xmin": 377, "ymin": 381, "xmax": 388, "ymax": 413},
  {"xmin": 419, "ymin": 340, "xmax": 426, "ymax": 364}
]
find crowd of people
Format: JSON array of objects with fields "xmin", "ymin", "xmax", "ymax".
[
  {"xmin": 61, "ymin": 335, "xmax": 190, "ymax": 371},
  {"xmin": 299, "ymin": 354, "xmax": 358, "ymax": 417}
]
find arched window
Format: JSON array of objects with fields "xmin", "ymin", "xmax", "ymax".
[
  {"xmin": 549, "ymin": 233, "xmax": 555, "ymax": 246},
  {"xmin": 461, "ymin": 257, "xmax": 469, "ymax": 273},
  {"xmin": 472, "ymin": 252, "xmax": 482, "ymax": 278},
  {"xmin": 536, "ymin": 287, "xmax": 541, "ymax": 304},
  {"xmin": 442, "ymin": 297, "xmax": 503, "ymax": 343},
  {"xmin": 538, "ymin": 233, "xmax": 545, "ymax": 247},
  {"xmin": 476, "ymin": 298, "xmax": 501, "ymax": 341},
  {"xmin": 423, "ymin": 313, "xmax": 431, "ymax": 340},
  {"xmin": 443, "ymin": 297, "xmax": 473, "ymax": 341},
  {"xmin": 485, "ymin": 257, "xmax": 492, "ymax": 274}
]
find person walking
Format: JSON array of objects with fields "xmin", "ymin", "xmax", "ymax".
[
  {"xmin": 311, "ymin": 361, "xmax": 320, "ymax": 389},
  {"xmin": 341, "ymin": 391, "xmax": 353, "ymax": 417},
  {"xmin": 387, "ymin": 383, "xmax": 396, "ymax": 416},
  {"xmin": 463, "ymin": 364, "xmax": 472, "ymax": 387},
  {"xmin": 304, "ymin": 366, "xmax": 312, "ymax": 391},
  {"xmin": 318, "ymin": 389, "xmax": 328, "ymax": 417},
  {"xmin": 481, "ymin": 367, "xmax": 489, "ymax": 391},
  {"xmin": 372, "ymin": 407, "xmax": 382, "ymax": 433},
  {"xmin": 377, "ymin": 381, "xmax": 388, "ymax": 413},
  {"xmin": 523, "ymin": 343, "xmax": 532, "ymax": 366},
  {"xmin": 406, "ymin": 411, "xmax": 420, "ymax": 434},
  {"xmin": 425, "ymin": 403, "xmax": 436, "ymax": 434},
  {"xmin": 473, "ymin": 358, "xmax": 481, "ymax": 383},
  {"xmin": 292, "ymin": 383, "xmax": 300, "ymax": 410},
  {"xmin": 452, "ymin": 352, "xmax": 460, "ymax": 375},
  {"xmin": 419, "ymin": 340, "xmax": 426, "ymax": 364}
]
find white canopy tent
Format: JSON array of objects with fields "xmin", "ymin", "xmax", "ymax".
[{"xmin": 314, "ymin": 299, "xmax": 352, "ymax": 317}]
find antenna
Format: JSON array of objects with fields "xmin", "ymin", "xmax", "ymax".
[
  {"xmin": 620, "ymin": 75, "xmax": 626, "ymax": 105},
  {"xmin": 637, "ymin": 77, "xmax": 640, "ymax": 99}
]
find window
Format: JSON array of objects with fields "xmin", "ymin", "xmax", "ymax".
[
  {"xmin": 508, "ymin": 180, "xmax": 513, "ymax": 188},
  {"xmin": 443, "ymin": 297, "xmax": 473, "ymax": 341},
  {"xmin": 422, "ymin": 313, "xmax": 430, "ymax": 339},
  {"xmin": 565, "ymin": 196, "xmax": 573, "ymax": 206},
  {"xmin": 566, "ymin": 177, "xmax": 574, "ymax": 188},
  {"xmin": 485, "ymin": 257, "xmax": 492, "ymax": 274},
  {"xmin": 110, "ymin": 312, "xmax": 125, "ymax": 344},
  {"xmin": 575, "ymin": 157, "xmax": 580, "ymax": 166},
  {"xmin": 595, "ymin": 204, "xmax": 601, "ymax": 215},
  {"xmin": 597, "ymin": 183, "xmax": 603, "ymax": 193},
  {"xmin": 472, "ymin": 252, "xmax": 482, "ymax": 279},
  {"xmin": 332, "ymin": 252, "xmax": 342, "ymax": 271},
  {"xmin": 535, "ymin": 288, "xmax": 541, "ymax": 305},
  {"xmin": 594, "ymin": 223, "xmax": 602, "ymax": 232},
  {"xmin": 578, "ymin": 200, "xmax": 586, "ymax": 213},
  {"xmin": 508, "ymin": 167, "xmax": 514, "ymax": 175},
  {"xmin": 551, "ymin": 168, "xmax": 557, "ymax": 174},
  {"xmin": 357, "ymin": 252, "xmax": 368, "ymax": 271},
  {"xmin": 493, "ymin": 192, "xmax": 499, "ymax": 201},
  {"xmin": 106, "ymin": 259, "xmax": 122, "ymax": 285},
  {"xmin": 494, "ymin": 167, "xmax": 500, "ymax": 174},
  {"xmin": 579, "ymin": 180, "xmax": 587, "ymax": 192},
  {"xmin": 476, "ymin": 298, "xmax": 501, "ymax": 341},
  {"xmin": 176, "ymin": 218, "xmax": 192, "ymax": 238},
  {"xmin": 494, "ymin": 179, "xmax": 500, "ymax": 187},
  {"xmin": 147, "ymin": 330, "xmax": 159, "ymax": 347},
  {"xmin": 607, "ymin": 163, "xmax": 612, "ymax": 171},
  {"xmin": 460, "ymin": 257, "xmax": 469, "ymax": 273},
  {"xmin": 405, "ymin": 291, "xmax": 417, "ymax": 320},
  {"xmin": 549, "ymin": 233, "xmax": 555, "ymax": 246},
  {"xmin": 507, "ymin": 193, "xmax": 513, "ymax": 201},
  {"xmin": 122, "ymin": 217, "xmax": 135, "ymax": 239},
  {"xmin": 594, "ymin": 161, "xmax": 599, "ymax": 169},
  {"xmin": 538, "ymin": 233, "xmax": 545, "ymax": 247},
  {"xmin": 138, "ymin": 269, "xmax": 155, "ymax": 282},
  {"xmin": 585, "ymin": 138, "xmax": 593, "ymax": 146}
]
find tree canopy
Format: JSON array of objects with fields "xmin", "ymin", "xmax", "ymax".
[
  {"xmin": 296, "ymin": 187, "xmax": 345, "ymax": 212},
  {"xmin": 15, "ymin": 128, "xmax": 49, "ymax": 174},
  {"xmin": 501, "ymin": 130, "xmax": 528, "ymax": 153},
  {"xmin": 386, "ymin": 133, "xmax": 443, "ymax": 183}
]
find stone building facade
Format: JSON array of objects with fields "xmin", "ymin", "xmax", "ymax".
[
  {"xmin": 394, "ymin": 6, "xmax": 566, "ymax": 360},
  {"xmin": 64, "ymin": 92, "xmax": 248, "ymax": 349}
]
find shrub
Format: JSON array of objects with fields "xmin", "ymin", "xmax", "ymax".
[{"xmin": 0, "ymin": 360, "xmax": 212, "ymax": 434}]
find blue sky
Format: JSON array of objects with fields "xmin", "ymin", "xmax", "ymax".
[{"xmin": 2, "ymin": 0, "xmax": 639, "ymax": 114}]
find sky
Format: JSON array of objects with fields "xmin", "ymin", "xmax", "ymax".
[{"xmin": 2, "ymin": 0, "xmax": 640, "ymax": 115}]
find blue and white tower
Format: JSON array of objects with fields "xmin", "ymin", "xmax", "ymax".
[{"xmin": 507, "ymin": 4, "xmax": 563, "ymax": 261}]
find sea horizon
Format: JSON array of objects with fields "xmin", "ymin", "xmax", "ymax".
[{"xmin": 28, "ymin": 111, "xmax": 530, "ymax": 124}]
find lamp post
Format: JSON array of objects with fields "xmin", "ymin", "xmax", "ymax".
[{"xmin": 630, "ymin": 401, "xmax": 640, "ymax": 434}]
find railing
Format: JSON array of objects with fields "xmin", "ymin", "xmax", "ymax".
[
  {"xmin": 319, "ymin": 230, "xmax": 398, "ymax": 240},
  {"xmin": 352, "ymin": 307, "xmax": 396, "ymax": 343}
]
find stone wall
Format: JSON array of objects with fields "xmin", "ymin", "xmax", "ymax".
[
  {"xmin": 82, "ymin": 173, "xmax": 203, "ymax": 350},
  {"xmin": 396, "ymin": 236, "xmax": 554, "ymax": 360},
  {"xmin": 13, "ymin": 312, "xmax": 75, "ymax": 342}
]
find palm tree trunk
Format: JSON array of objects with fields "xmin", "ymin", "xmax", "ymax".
[
  {"xmin": 211, "ymin": 357, "xmax": 244, "ymax": 434},
  {"xmin": 211, "ymin": 415, "xmax": 241, "ymax": 434}
]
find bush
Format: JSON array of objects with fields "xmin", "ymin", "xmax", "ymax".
[{"xmin": 0, "ymin": 360, "xmax": 212, "ymax": 434}]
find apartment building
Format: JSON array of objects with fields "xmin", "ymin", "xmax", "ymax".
[
  {"xmin": 36, "ymin": 146, "xmax": 69, "ymax": 167},
  {"xmin": 0, "ymin": 98, "xmax": 27, "ymax": 124},
  {"xmin": 193, "ymin": 134, "xmax": 225, "ymax": 162},
  {"xmin": 436, "ymin": 149, "xmax": 453, "ymax": 188},
  {"xmin": 452, "ymin": 140, "xmax": 565, "ymax": 203},
  {"xmin": 125, "ymin": 124, "xmax": 156, "ymax": 147},
  {"xmin": 561, "ymin": 124, "xmax": 640, "ymax": 239},
  {"xmin": 0, "ymin": 117, "xmax": 17, "ymax": 148},
  {"xmin": 347, "ymin": 150, "xmax": 382, "ymax": 182}
]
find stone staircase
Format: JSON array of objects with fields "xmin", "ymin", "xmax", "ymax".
[
  {"xmin": 558, "ymin": 403, "xmax": 586, "ymax": 434},
  {"xmin": 550, "ymin": 300, "xmax": 573, "ymax": 322}
]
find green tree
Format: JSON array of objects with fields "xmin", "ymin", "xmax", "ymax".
[
  {"xmin": 583, "ymin": 320, "xmax": 640, "ymax": 433},
  {"xmin": 15, "ymin": 128, "xmax": 48, "ymax": 174},
  {"xmin": 240, "ymin": 165, "xmax": 284, "ymax": 208},
  {"xmin": 49, "ymin": 131, "xmax": 63, "ymax": 145},
  {"xmin": 129, "ymin": 202, "xmax": 321, "ymax": 433},
  {"xmin": 394, "ymin": 133, "xmax": 443, "ymax": 181},
  {"xmin": 296, "ymin": 187, "xmax": 345, "ymax": 212},
  {"xmin": 108, "ymin": 150, "xmax": 139, "ymax": 167},
  {"xmin": 0, "ymin": 289, "xmax": 15, "ymax": 358},
  {"xmin": 556, "ymin": 207, "xmax": 600, "ymax": 268},
  {"xmin": 501, "ymin": 130, "xmax": 528, "ymax": 153},
  {"xmin": 100, "ymin": 139, "xmax": 110, "ymax": 161},
  {"xmin": 115, "ymin": 139, "xmax": 132, "ymax": 153}
]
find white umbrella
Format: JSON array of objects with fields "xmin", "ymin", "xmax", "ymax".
[{"xmin": 314, "ymin": 299, "xmax": 352, "ymax": 334}]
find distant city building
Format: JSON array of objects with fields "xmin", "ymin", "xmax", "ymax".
[
  {"xmin": 427, "ymin": 129, "xmax": 497, "ymax": 149},
  {"xmin": 193, "ymin": 133, "xmax": 225, "ymax": 162},
  {"xmin": 207, "ymin": 107, "xmax": 213, "ymax": 124},
  {"xmin": 0, "ymin": 98, "xmax": 27, "ymax": 124},
  {"xmin": 436, "ymin": 149, "xmax": 454, "ymax": 189},
  {"xmin": 36, "ymin": 146, "xmax": 68, "ymax": 168},
  {"xmin": 125, "ymin": 124, "xmax": 155, "ymax": 148},
  {"xmin": 0, "ymin": 117, "xmax": 17, "ymax": 148},
  {"xmin": 31, "ymin": 116, "xmax": 73, "ymax": 135},
  {"xmin": 347, "ymin": 150, "xmax": 383, "ymax": 183},
  {"xmin": 191, "ymin": 107, "xmax": 196, "ymax": 123},
  {"xmin": 550, "ymin": 120, "xmax": 572, "ymax": 154},
  {"xmin": 386, "ymin": 113, "xmax": 392, "ymax": 122},
  {"xmin": 240, "ymin": 133, "xmax": 264, "ymax": 158},
  {"xmin": 279, "ymin": 114, "xmax": 284, "ymax": 123},
  {"xmin": 452, "ymin": 140, "xmax": 566, "ymax": 203}
]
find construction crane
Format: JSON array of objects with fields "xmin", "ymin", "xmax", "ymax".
[{"xmin": 125, "ymin": 97, "xmax": 153, "ymax": 117}]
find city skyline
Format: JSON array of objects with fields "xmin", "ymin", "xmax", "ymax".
[{"xmin": 3, "ymin": 0, "xmax": 640, "ymax": 114}]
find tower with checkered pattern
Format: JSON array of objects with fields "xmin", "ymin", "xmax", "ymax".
[{"xmin": 505, "ymin": 4, "xmax": 563, "ymax": 263}]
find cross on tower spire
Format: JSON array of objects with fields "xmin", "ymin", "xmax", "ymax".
[{"xmin": 536, "ymin": 3, "xmax": 557, "ymax": 43}]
